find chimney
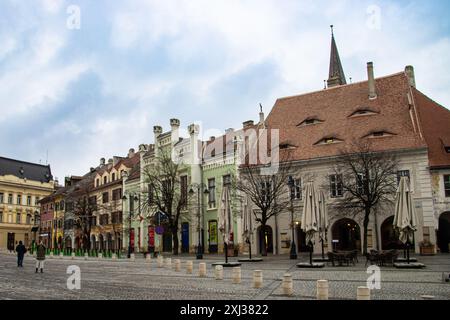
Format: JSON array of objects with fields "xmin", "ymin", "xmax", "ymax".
[
  {"xmin": 128, "ymin": 148, "xmax": 135, "ymax": 158},
  {"xmin": 367, "ymin": 62, "xmax": 377, "ymax": 100},
  {"xmin": 100, "ymin": 158, "xmax": 105, "ymax": 167},
  {"xmin": 405, "ymin": 65, "xmax": 416, "ymax": 88},
  {"xmin": 108, "ymin": 158, "xmax": 113, "ymax": 166},
  {"xmin": 170, "ymin": 119, "xmax": 180, "ymax": 145},
  {"xmin": 225, "ymin": 128, "xmax": 234, "ymax": 134},
  {"xmin": 243, "ymin": 120, "xmax": 254, "ymax": 129}
]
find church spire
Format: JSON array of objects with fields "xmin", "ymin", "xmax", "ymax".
[{"xmin": 327, "ymin": 25, "xmax": 347, "ymax": 88}]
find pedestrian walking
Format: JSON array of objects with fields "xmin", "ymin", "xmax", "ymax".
[
  {"xmin": 35, "ymin": 241, "xmax": 46, "ymax": 273},
  {"xmin": 15, "ymin": 241, "xmax": 27, "ymax": 267}
]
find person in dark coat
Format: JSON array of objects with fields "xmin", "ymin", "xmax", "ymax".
[
  {"xmin": 15, "ymin": 241, "xmax": 27, "ymax": 267},
  {"xmin": 36, "ymin": 241, "xmax": 46, "ymax": 273}
]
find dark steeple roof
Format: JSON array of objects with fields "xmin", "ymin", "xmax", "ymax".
[
  {"xmin": 327, "ymin": 26, "xmax": 347, "ymax": 88},
  {"xmin": 0, "ymin": 156, "xmax": 53, "ymax": 183}
]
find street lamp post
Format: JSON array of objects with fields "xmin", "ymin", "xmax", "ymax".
[
  {"xmin": 189, "ymin": 183, "xmax": 209, "ymax": 260},
  {"xmin": 288, "ymin": 176, "xmax": 297, "ymax": 260}
]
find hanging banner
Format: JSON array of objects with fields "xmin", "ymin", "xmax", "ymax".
[
  {"xmin": 148, "ymin": 226, "xmax": 155, "ymax": 247},
  {"xmin": 209, "ymin": 220, "xmax": 218, "ymax": 245}
]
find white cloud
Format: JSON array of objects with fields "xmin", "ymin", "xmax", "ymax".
[{"xmin": 40, "ymin": 0, "xmax": 64, "ymax": 14}]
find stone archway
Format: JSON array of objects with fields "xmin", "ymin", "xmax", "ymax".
[
  {"xmin": 98, "ymin": 234, "xmax": 104, "ymax": 251},
  {"xmin": 331, "ymin": 218, "xmax": 361, "ymax": 251},
  {"xmin": 438, "ymin": 212, "xmax": 450, "ymax": 253},
  {"xmin": 91, "ymin": 235, "xmax": 97, "ymax": 250},
  {"xmin": 380, "ymin": 216, "xmax": 404, "ymax": 250},
  {"xmin": 65, "ymin": 236, "xmax": 72, "ymax": 249},
  {"xmin": 296, "ymin": 224, "xmax": 309, "ymax": 252},
  {"xmin": 257, "ymin": 225, "xmax": 273, "ymax": 254}
]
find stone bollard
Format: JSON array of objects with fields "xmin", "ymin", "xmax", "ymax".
[
  {"xmin": 186, "ymin": 261, "xmax": 193, "ymax": 274},
  {"xmin": 174, "ymin": 259, "xmax": 181, "ymax": 272},
  {"xmin": 253, "ymin": 270, "xmax": 263, "ymax": 288},
  {"xmin": 49, "ymin": 252, "xmax": 54, "ymax": 258},
  {"xmin": 84, "ymin": 252, "xmax": 89, "ymax": 260},
  {"xmin": 215, "ymin": 265, "xmax": 224, "ymax": 280},
  {"xmin": 98, "ymin": 253, "xmax": 103, "ymax": 259},
  {"xmin": 130, "ymin": 253, "xmax": 135, "ymax": 262},
  {"xmin": 146, "ymin": 253, "xmax": 152, "ymax": 262},
  {"xmin": 112, "ymin": 253, "xmax": 117, "ymax": 260},
  {"xmin": 165, "ymin": 258, "xmax": 172, "ymax": 268},
  {"xmin": 59, "ymin": 253, "xmax": 64, "ymax": 259},
  {"xmin": 357, "ymin": 286, "xmax": 371, "ymax": 300},
  {"xmin": 71, "ymin": 252, "xmax": 75, "ymax": 260},
  {"xmin": 282, "ymin": 274, "xmax": 294, "ymax": 296},
  {"xmin": 157, "ymin": 256, "xmax": 164, "ymax": 268},
  {"xmin": 199, "ymin": 263, "xmax": 207, "ymax": 277},
  {"xmin": 317, "ymin": 280, "xmax": 329, "ymax": 300},
  {"xmin": 232, "ymin": 267, "xmax": 241, "ymax": 284}
]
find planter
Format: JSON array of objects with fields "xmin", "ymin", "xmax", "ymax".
[{"xmin": 420, "ymin": 245, "xmax": 435, "ymax": 256}]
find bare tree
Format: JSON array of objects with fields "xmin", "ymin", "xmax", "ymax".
[
  {"xmin": 66, "ymin": 178, "xmax": 97, "ymax": 251},
  {"xmin": 332, "ymin": 140, "xmax": 399, "ymax": 255},
  {"xmin": 235, "ymin": 151, "xmax": 293, "ymax": 256},
  {"xmin": 141, "ymin": 150, "xmax": 188, "ymax": 255}
]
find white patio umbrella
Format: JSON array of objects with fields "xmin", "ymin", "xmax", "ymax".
[
  {"xmin": 318, "ymin": 190, "xmax": 329, "ymax": 259},
  {"xmin": 218, "ymin": 185, "xmax": 233, "ymax": 263},
  {"xmin": 301, "ymin": 182, "xmax": 320, "ymax": 265},
  {"xmin": 393, "ymin": 176, "xmax": 418, "ymax": 263}
]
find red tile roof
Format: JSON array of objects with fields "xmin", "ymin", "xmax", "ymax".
[
  {"xmin": 266, "ymin": 71, "xmax": 428, "ymax": 162},
  {"xmin": 413, "ymin": 88, "xmax": 450, "ymax": 169}
]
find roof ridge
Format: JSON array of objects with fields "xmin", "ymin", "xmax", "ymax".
[
  {"xmin": 275, "ymin": 71, "xmax": 406, "ymax": 102},
  {"xmin": 0, "ymin": 156, "xmax": 50, "ymax": 168}
]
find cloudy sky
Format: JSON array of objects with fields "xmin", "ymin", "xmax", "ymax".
[{"xmin": 1, "ymin": 0, "xmax": 449, "ymax": 180}]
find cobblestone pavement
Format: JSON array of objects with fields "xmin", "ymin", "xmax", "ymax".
[{"xmin": 0, "ymin": 252, "xmax": 449, "ymax": 300}]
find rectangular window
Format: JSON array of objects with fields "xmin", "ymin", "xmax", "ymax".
[
  {"xmin": 330, "ymin": 174, "xmax": 343, "ymax": 198},
  {"xmin": 35, "ymin": 197, "xmax": 40, "ymax": 206},
  {"xmin": 397, "ymin": 170, "xmax": 410, "ymax": 184},
  {"xmin": 147, "ymin": 184, "xmax": 154, "ymax": 206},
  {"xmin": 180, "ymin": 176, "xmax": 188, "ymax": 208},
  {"xmin": 102, "ymin": 192, "xmax": 109, "ymax": 204},
  {"xmin": 0, "ymin": 211, "xmax": 3, "ymax": 223},
  {"xmin": 261, "ymin": 181, "xmax": 272, "ymax": 203},
  {"xmin": 17, "ymin": 195, "xmax": 22, "ymax": 205},
  {"xmin": 8, "ymin": 194, "xmax": 13, "ymax": 204},
  {"xmin": 223, "ymin": 174, "xmax": 231, "ymax": 186},
  {"xmin": 16, "ymin": 213, "xmax": 21, "ymax": 224},
  {"xmin": 55, "ymin": 202, "xmax": 59, "ymax": 211},
  {"xmin": 208, "ymin": 178, "xmax": 216, "ymax": 207},
  {"xmin": 0, "ymin": 193, "xmax": 4, "ymax": 203},
  {"xmin": 112, "ymin": 188, "xmax": 122, "ymax": 201},
  {"xmin": 356, "ymin": 173, "xmax": 367, "ymax": 195},
  {"xmin": 444, "ymin": 175, "xmax": 450, "ymax": 198},
  {"xmin": 112, "ymin": 173, "xmax": 116, "ymax": 181},
  {"xmin": 60, "ymin": 201, "xmax": 65, "ymax": 211},
  {"xmin": 290, "ymin": 178, "xmax": 302, "ymax": 200},
  {"xmin": 27, "ymin": 196, "xmax": 32, "ymax": 206},
  {"xmin": 26, "ymin": 215, "xmax": 31, "ymax": 224}
]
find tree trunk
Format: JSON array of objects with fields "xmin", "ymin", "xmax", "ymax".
[
  {"xmin": 261, "ymin": 223, "xmax": 268, "ymax": 257},
  {"xmin": 363, "ymin": 208, "xmax": 370, "ymax": 255}
]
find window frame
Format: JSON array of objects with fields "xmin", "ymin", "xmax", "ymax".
[
  {"xmin": 444, "ymin": 175, "xmax": 450, "ymax": 198},
  {"xmin": 330, "ymin": 174, "xmax": 343, "ymax": 198}
]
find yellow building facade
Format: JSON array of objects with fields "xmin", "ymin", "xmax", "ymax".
[{"xmin": 0, "ymin": 157, "xmax": 54, "ymax": 250}]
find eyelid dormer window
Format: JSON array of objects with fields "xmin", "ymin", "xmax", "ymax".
[
  {"xmin": 314, "ymin": 136, "xmax": 343, "ymax": 145},
  {"xmin": 364, "ymin": 131, "xmax": 395, "ymax": 139},
  {"xmin": 297, "ymin": 117, "xmax": 324, "ymax": 127},
  {"xmin": 349, "ymin": 108, "xmax": 379, "ymax": 118}
]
